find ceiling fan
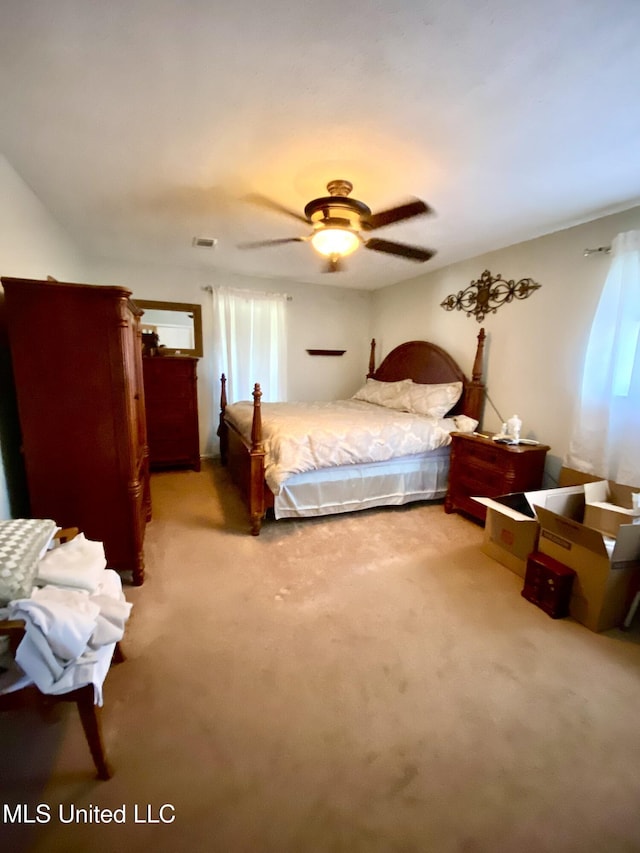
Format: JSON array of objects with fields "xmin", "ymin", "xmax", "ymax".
[{"xmin": 238, "ymin": 179, "xmax": 436, "ymax": 272}]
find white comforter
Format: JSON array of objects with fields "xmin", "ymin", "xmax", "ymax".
[{"xmin": 224, "ymin": 399, "xmax": 455, "ymax": 494}]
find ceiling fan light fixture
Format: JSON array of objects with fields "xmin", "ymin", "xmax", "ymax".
[
  {"xmin": 241, "ymin": 180, "xmax": 435, "ymax": 271},
  {"xmin": 311, "ymin": 227, "xmax": 360, "ymax": 258}
]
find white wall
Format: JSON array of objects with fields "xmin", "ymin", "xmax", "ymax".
[
  {"xmin": 3, "ymin": 141, "xmax": 636, "ymax": 498},
  {"xmin": 83, "ymin": 258, "xmax": 373, "ymax": 456},
  {"xmin": 372, "ymin": 205, "xmax": 640, "ymax": 483},
  {"xmin": 0, "ymin": 155, "xmax": 87, "ymax": 282},
  {"xmin": 0, "ymin": 154, "xmax": 87, "ymax": 519}
]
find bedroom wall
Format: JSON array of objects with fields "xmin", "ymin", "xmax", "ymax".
[
  {"xmin": 0, "ymin": 153, "xmax": 87, "ymax": 519},
  {"xmin": 371, "ymin": 204, "xmax": 640, "ymax": 484},
  {"xmin": 3, "ymin": 139, "xmax": 636, "ymax": 503},
  {"xmin": 83, "ymin": 258, "xmax": 373, "ymax": 456}
]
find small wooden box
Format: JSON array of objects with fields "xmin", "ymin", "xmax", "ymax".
[{"xmin": 522, "ymin": 551, "xmax": 576, "ymax": 619}]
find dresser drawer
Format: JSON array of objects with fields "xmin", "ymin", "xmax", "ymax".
[
  {"xmin": 456, "ymin": 467, "xmax": 507, "ymax": 495},
  {"xmin": 456, "ymin": 440, "xmax": 503, "ymax": 468},
  {"xmin": 445, "ymin": 433, "xmax": 550, "ymax": 523},
  {"xmin": 148, "ymin": 408, "xmax": 196, "ymax": 431},
  {"xmin": 150, "ymin": 436, "xmax": 198, "ymax": 460}
]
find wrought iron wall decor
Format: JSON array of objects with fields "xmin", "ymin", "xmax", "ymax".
[{"xmin": 440, "ymin": 269, "xmax": 541, "ymax": 322}]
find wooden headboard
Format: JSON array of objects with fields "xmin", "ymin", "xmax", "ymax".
[{"xmin": 367, "ymin": 328, "xmax": 486, "ymax": 422}]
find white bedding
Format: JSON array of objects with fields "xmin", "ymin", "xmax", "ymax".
[
  {"xmin": 274, "ymin": 449, "xmax": 451, "ymax": 518},
  {"xmin": 224, "ymin": 399, "xmax": 460, "ymax": 495}
]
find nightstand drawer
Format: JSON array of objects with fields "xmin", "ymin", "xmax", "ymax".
[
  {"xmin": 458, "ymin": 440, "xmax": 503, "ymax": 468},
  {"xmin": 445, "ymin": 432, "xmax": 550, "ymax": 523},
  {"xmin": 456, "ymin": 467, "xmax": 506, "ymax": 495}
]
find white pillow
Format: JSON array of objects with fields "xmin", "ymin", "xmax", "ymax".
[
  {"xmin": 405, "ymin": 381, "xmax": 463, "ymax": 418},
  {"xmin": 352, "ymin": 378, "xmax": 412, "ymax": 410},
  {"xmin": 453, "ymin": 414, "xmax": 478, "ymax": 433},
  {"xmin": 438, "ymin": 415, "xmax": 478, "ymax": 433}
]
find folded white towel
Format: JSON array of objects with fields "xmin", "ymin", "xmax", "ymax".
[
  {"xmin": 10, "ymin": 587, "xmax": 100, "ymax": 661},
  {"xmin": 16, "ymin": 622, "xmax": 66, "ymax": 685},
  {"xmin": 6, "ymin": 568, "xmax": 131, "ymax": 705},
  {"xmin": 14, "ymin": 632, "xmax": 112, "ymax": 705},
  {"xmin": 36, "ymin": 533, "xmax": 107, "ymax": 593},
  {"xmin": 89, "ymin": 595, "xmax": 132, "ymax": 648},
  {"xmin": 88, "ymin": 569, "xmax": 132, "ymax": 649}
]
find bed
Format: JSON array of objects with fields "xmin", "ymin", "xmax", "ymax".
[{"xmin": 218, "ymin": 329, "xmax": 486, "ymax": 534}]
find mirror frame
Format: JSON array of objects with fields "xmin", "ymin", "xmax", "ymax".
[{"xmin": 135, "ymin": 299, "xmax": 203, "ymax": 358}]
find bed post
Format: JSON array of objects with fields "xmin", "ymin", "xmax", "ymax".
[
  {"xmin": 465, "ymin": 327, "xmax": 486, "ymax": 424},
  {"xmin": 367, "ymin": 338, "xmax": 376, "ymax": 378},
  {"xmin": 249, "ymin": 383, "xmax": 266, "ymax": 536},
  {"xmin": 217, "ymin": 373, "xmax": 228, "ymax": 464}
]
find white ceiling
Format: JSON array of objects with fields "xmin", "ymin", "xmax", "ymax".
[{"xmin": 1, "ymin": 0, "xmax": 639, "ymax": 291}]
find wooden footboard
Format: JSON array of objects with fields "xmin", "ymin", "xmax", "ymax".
[{"xmin": 218, "ymin": 377, "xmax": 272, "ymax": 534}]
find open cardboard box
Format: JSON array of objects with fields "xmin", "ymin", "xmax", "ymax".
[
  {"xmin": 582, "ymin": 480, "xmax": 640, "ymax": 538},
  {"xmin": 474, "ymin": 477, "xmax": 589, "ymax": 579},
  {"xmin": 474, "ymin": 467, "xmax": 640, "ymax": 632},
  {"xmin": 536, "ymin": 501, "xmax": 640, "ymax": 632}
]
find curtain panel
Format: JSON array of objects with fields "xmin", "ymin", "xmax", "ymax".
[
  {"xmin": 210, "ymin": 286, "xmax": 288, "ymax": 405},
  {"xmin": 566, "ymin": 230, "xmax": 640, "ymax": 485}
]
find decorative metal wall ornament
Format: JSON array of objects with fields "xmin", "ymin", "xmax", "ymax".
[{"xmin": 440, "ymin": 269, "xmax": 542, "ymax": 322}]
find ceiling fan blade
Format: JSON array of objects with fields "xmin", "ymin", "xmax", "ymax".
[
  {"xmin": 362, "ymin": 199, "xmax": 432, "ymax": 231},
  {"xmin": 237, "ymin": 237, "xmax": 305, "ymax": 250},
  {"xmin": 243, "ymin": 193, "xmax": 310, "ymax": 225},
  {"xmin": 364, "ymin": 238, "xmax": 435, "ymax": 262},
  {"xmin": 323, "ymin": 256, "xmax": 344, "ymax": 273}
]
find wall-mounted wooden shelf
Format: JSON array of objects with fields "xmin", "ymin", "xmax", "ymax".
[{"xmin": 306, "ymin": 349, "xmax": 346, "ymax": 356}]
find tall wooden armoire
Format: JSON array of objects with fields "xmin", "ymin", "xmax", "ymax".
[{"xmin": 1, "ymin": 277, "xmax": 151, "ymax": 585}]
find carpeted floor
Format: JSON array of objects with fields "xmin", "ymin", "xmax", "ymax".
[{"xmin": 2, "ymin": 460, "xmax": 640, "ymax": 853}]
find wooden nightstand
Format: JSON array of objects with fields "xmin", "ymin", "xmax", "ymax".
[{"xmin": 444, "ymin": 432, "xmax": 550, "ymax": 523}]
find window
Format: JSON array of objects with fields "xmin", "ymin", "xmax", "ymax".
[
  {"xmin": 566, "ymin": 230, "xmax": 640, "ymax": 485},
  {"xmin": 210, "ymin": 286, "xmax": 288, "ymax": 404}
]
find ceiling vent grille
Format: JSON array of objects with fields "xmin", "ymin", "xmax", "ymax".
[{"xmin": 192, "ymin": 237, "xmax": 217, "ymax": 248}]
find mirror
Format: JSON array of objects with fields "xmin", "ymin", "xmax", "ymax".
[{"xmin": 135, "ymin": 300, "xmax": 203, "ymax": 358}]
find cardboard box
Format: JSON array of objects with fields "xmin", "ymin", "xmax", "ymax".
[
  {"xmin": 536, "ymin": 502, "xmax": 640, "ymax": 632},
  {"xmin": 557, "ymin": 467, "xmax": 603, "ymax": 488},
  {"xmin": 475, "ymin": 485, "xmax": 586, "ymax": 578},
  {"xmin": 474, "ymin": 468, "xmax": 640, "ymax": 631},
  {"xmin": 582, "ymin": 480, "xmax": 640, "ymax": 538}
]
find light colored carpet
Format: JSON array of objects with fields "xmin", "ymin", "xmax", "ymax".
[{"xmin": 2, "ymin": 460, "xmax": 640, "ymax": 853}]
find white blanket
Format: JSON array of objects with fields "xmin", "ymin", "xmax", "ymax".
[
  {"xmin": 36, "ymin": 533, "xmax": 107, "ymax": 593},
  {"xmin": 7, "ymin": 569, "xmax": 131, "ymax": 705},
  {"xmin": 13, "ymin": 586, "xmax": 100, "ymax": 660},
  {"xmin": 224, "ymin": 399, "xmax": 455, "ymax": 494}
]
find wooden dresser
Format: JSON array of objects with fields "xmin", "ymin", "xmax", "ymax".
[
  {"xmin": 142, "ymin": 356, "xmax": 200, "ymax": 471},
  {"xmin": 444, "ymin": 432, "xmax": 550, "ymax": 523},
  {"xmin": 1, "ymin": 277, "xmax": 150, "ymax": 585}
]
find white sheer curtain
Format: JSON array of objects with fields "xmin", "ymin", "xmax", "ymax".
[
  {"xmin": 566, "ymin": 230, "xmax": 640, "ymax": 485},
  {"xmin": 210, "ymin": 286, "xmax": 288, "ymax": 403}
]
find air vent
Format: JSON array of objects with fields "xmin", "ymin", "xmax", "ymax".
[{"xmin": 192, "ymin": 237, "xmax": 217, "ymax": 248}]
